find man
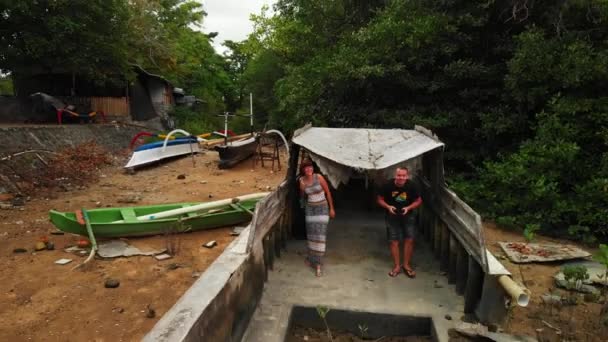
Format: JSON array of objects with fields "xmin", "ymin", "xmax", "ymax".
[{"xmin": 377, "ymin": 167, "xmax": 422, "ymax": 278}]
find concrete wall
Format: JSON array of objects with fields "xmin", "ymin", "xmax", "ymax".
[
  {"xmin": 144, "ymin": 183, "xmax": 289, "ymax": 342},
  {"xmin": 143, "ymin": 228, "xmax": 267, "ymax": 342},
  {"xmin": 0, "ymin": 124, "xmax": 144, "ymax": 154}
]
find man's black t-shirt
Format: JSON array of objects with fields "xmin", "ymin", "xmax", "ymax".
[{"xmin": 379, "ymin": 179, "xmax": 420, "ymax": 216}]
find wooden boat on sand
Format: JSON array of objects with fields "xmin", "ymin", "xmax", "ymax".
[
  {"xmin": 215, "ymin": 134, "xmax": 258, "ymax": 169},
  {"xmin": 49, "ymin": 193, "xmax": 268, "ymax": 238}
]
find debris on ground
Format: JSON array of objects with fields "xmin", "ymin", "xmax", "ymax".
[
  {"xmin": 117, "ymin": 194, "xmax": 142, "ymax": 204},
  {"xmin": 145, "ymin": 305, "xmax": 156, "ymax": 318},
  {"xmin": 450, "ymin": 322, "xmax": 536, "ymax": 342},
  {"xmin": 65, "ymin": 246, "xmax": 86, "ymax": 253},
  {"xmin": 104, "ymin": 279, "xmax": 120, "ymax": 288},
  {"xmin": 498, "ymin": 241, "xmax": 591, "ymax": 263},
  {"xmin": 231, "ymin": 227, "xmax": 246, "ymax": 236},
  {"xmin": 97, "ymin": 240, "xmax": 166, "ymax": 258},
  {"xmin": 203, "ymin": 240, "xmax": 217, "ymax": 248},
  {"xmin": 154, "ymin": 253, "xmax": 172, "ymax": 261},
  {"xmin": 167, "ymin": 263, "xmax": 180, "ymax": 270},
  {"xmin": 13, "ymin": 248, "xmax": 27, "ymax": 253},
  {"xmin": 54, "ymin": 258, "xmax": 73, "ymax": 265},
  {"xmin": 541, "ymin": 294, "xmax": 563, "ymax": 306},
  {"xmin": 34, "ymin": 241, "xmax": 46, "ymax": 251},
  {"xmin": 45, "ymin": 242, "xmax": 55, "ymax": 250},
  {"xmin": 50, "ymin": 231, "xmax": 64, "ymax": 235},
  {"xmin": 177, "ymin": 174, "xmax": 186, "ymax": 180},
  {"xmin": 554, "ymin": 278, "xmax": 601, "ymax": 295},
  {"xmin": 192, "ymin": 271, "xmax": 202, "ymax": 278}
]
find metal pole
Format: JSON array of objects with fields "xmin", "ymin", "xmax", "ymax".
[
  {"xmin": 249, "ymin": 93, "xmax": 254, "ymax": 134},
  {"xmin": 224, "ymin": 111, "xmax": 228, "ymax": 145}
]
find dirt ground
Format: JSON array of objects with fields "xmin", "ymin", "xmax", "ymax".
[
  {"xmin": 0, "ymin": 151, "xmax": 286, "ymax": 342},
  {"xmin": 483, "ymin": 222, "xmax": 607, "ymax": 342}
]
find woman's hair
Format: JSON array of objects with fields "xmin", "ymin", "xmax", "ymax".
[{"xmin": 299, "ymin": 159, "xmax": 313, "ymax": 175}]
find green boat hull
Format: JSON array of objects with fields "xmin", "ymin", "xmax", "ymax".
[{"xmin": 49, "ymin": 199, "xmax": 259, "ymax": 238}]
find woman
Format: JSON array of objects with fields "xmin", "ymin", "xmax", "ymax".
[{"xmin": 299, "ymin": 160, "xmax": 335, "ymax": 277}]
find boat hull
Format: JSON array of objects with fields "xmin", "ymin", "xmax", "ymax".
[
  {"xmin": 215, "ymin": 136, "xmax": 258, "ymax": 169},
  {"xmin": 125, "ymin": 137, "xmax": 200, "ymax": 169},
  {"xmin": 49, "ymin": 199, "xmax": 258, "ymax": 238}
]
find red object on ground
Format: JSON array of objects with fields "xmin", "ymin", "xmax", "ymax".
[
  {"xmin": 217, "ymin": 129, "xmax": 236, "ymax": 137},
  {"xmin": 129, "ymin": 132, "xmax": 154, "ymax": 149}
]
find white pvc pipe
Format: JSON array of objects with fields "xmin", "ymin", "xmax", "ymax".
[
  {"xmin": 498, "ymin": 275, "xmax": 530, "ymax": 307},
  {"xmin": 264, "ymin": 129, "xmax": 290, "ymax": 159},
  {"xmin": 112, "ymin": 192, "xmax": 269, "ymax": 223},
  {"xmin": 162, "ymin": 129, "xmax": 192, "ymax": 152}
]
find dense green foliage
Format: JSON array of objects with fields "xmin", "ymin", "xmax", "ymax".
[
  {"xmin": 240, "ymin": 0, "xmax": 608, "ymax": 241},
  {"xmin": 2, "ymin": 1, "xmax": 607, "ymax": 241},
  {"xmin": 0, "ymin": 0, "xmax": 232, "ymax": 115},
  {"xmin": 0, "ymin": 74, "xmax": 13, "ymax": 95}
]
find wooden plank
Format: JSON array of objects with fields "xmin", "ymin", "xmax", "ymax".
[
  {"xmin": 262, "ymin": 236, "xmax": 269, "ymax": 281},
  {"xmin": 464, "ymin": 256, "xmax": 484, "ymax": 313},
  {"xmin": 433, "ymin": 218, "xmax": 442, "ymax": 258},
  {"xmin": 440, "ymin": 222, "xmax": 450, "ymax": 272},
  {"xmin": 245, "ymin": 183, "xmax": 288, "ymax": 252},
  {"xmin": 280, "ymin": 213, "xmax": 288, "ymax": 250},
  {"xmin": 448, "ymin": 233, "xmax": 458, "ymax": 284},
  {"xmin": 418, "ymin": 179, "xmax": 488, "ymax": 272},
  {"xmin": 274, "ymin": 223, "xmax": 282, "ymax": 258},
  {"xmin": 456, "ymin": 242, "xmax": 469, "ymax": 295},
  {"xmin": 268, "ymin": 233, "xmax": 275, "ymax": 270}
]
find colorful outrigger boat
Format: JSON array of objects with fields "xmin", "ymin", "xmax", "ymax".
[
  {"xmin": 49, "ymin": 193, "xmax": 267, "ymax": 238},
  {"xmin": 125, "ymin": 129, "xmax": 204, "ymax": 169}
]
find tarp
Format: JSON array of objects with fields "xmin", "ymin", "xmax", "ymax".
[{"xmin": 293, "ymin": 126, "xmax": 444, "ymax": 187}]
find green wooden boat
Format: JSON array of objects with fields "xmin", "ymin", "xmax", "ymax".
[{"xmin": 49, "ymin": 198, "xmax": 259, "ymax": 238}]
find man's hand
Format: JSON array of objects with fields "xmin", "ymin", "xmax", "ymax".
[
  {"xmin": 401, "ymin": 207, "xmax": 409, "ymax": 216},
  {"xmin": 387, "ymin": 205, "xmax": 397, "ymax": 215}
]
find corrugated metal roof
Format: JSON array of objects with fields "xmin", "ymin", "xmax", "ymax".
[{"xmin": 292, "ymin": 126, "xmax": 444, "ymax": 170}]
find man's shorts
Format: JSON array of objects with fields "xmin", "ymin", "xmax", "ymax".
[{"xmin": 385, "ymin": 214, "xmax": 416, "ymax": 241}]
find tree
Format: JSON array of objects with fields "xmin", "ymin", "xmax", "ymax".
[{"xmin": 0, "ymin": 0, "xmax": 131, "ymax": 82}]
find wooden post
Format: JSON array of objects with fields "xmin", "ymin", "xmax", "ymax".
[
  {"xmin": 448, "ymin": 234, "xmax": 458, "ymax": 284},
  {"xmin": 440, "ymin": 223, "xmax": 450, "ymax": 272},
  {"xmin": 428, "ymin": 215, "xmax": 435, "ymax": 249},
  {"xmin": 464, "ymin": 256, "xmax": 484, "ymax": 314},
  {"xmin": 268, "ymin": 233, "xmax": 275, "ymax": 270},
  {"xmin": 455, "ymin": 242, "xmax": 469, "ymax": 295},
  {"xmin": 262, "ymin": 236, "xmax": 269, "ymax": 281},
  {"xmin": 433, "ymin": 219, "xmax": 442, "ymax": 258},
  {"xmin": 274, "ymin": 223, "xmax": 282, "ymax": 258}
]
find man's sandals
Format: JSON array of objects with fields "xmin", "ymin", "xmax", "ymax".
[
  {"xmin": 402, "ymin": 266, "xmax": 416, "ymax": 278},
  {"xmin": 388, "ymin": 265, "xmax": 416, "ymax": 278},
  {"xmin": 388, "ymin": 266, "xmax": 401, "ymax": 277}
]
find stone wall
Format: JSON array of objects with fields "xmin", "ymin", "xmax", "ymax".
[{"xmin": 0, "ymin": 124, "xmax": 145, "ymax": 194}]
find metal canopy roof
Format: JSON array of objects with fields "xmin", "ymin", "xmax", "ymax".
[{"xmin": 292, "ymin": 126, "xmax": 444, "ymax": 170}]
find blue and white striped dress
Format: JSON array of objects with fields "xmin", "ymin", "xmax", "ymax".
[{"xmin": 303, "ymin": 174, "xmax": 329, "ymax": 266}]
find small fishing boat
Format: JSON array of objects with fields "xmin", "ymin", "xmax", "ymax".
[
  {"xmin": 215, "ymin": 134, "xmax": 258, "ymax": 169},
  {"xmin": 125, "ymin": 129, "xmax": 202, "ymax": 169},
  {"xmin": 49, "ymin": 193, "xmax": 267, "ymax": 238},
  {"xmin": 214, "ymin": 93, "xmax": 259, "ymax": 169}
]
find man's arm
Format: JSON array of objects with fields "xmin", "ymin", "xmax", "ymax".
[{"xmin": 377, "ymin": 195, "xmax": 397, "ymax": 215}]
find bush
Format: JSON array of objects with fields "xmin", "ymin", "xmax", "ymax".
[{"xmin": 170, "ymin": 106, "xmax": 221, "ymax": 135}]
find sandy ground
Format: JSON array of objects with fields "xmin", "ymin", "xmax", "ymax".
[
  {"xmin": 1, "ymin": 145, "xmax": 605, "ymax": 342},
  {"xmin": 484, "ymin": 223, "xmax": 607, "ymax": 342},
  {"xmin": 0, "ymin": 151, "xmax": 286, "ymax": 342}
]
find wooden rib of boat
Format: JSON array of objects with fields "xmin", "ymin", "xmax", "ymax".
[
  {"xmin": 215, "ymin": 135, "xmax": 258, "ymax": 169},
  {"xmin": 49, "ymin": 198, "xmax": 260, "ymax": 238}
]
